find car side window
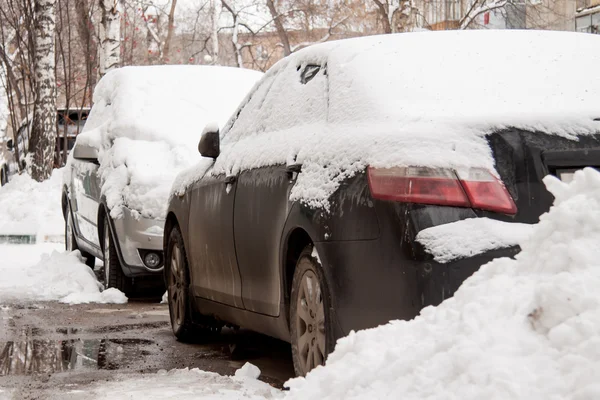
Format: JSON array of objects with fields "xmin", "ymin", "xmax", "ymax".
[
  {"xmin": 223, "ymin": 60, "xmax": 329, "ymax": 144},
  {"xmin": 222, "ymin": 74, "xmax": 278, "ymax": 144}
]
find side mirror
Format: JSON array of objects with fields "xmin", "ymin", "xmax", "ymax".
[
  {"xmin": 198, "ymin": 126, "xmax": 220, "ymax": 159},
  {"xmin": 72, "ymin": 142, "xmax": 98, "ymax": 162},
  {"xmin": 6, "ymin": 139, "xmax": 13, "ymax": 151}
]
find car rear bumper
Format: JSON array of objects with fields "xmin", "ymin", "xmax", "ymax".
[
  {"xmin": 111, "ymin": 207, "xmax": 165, "ymax": 277},
  {"xmin": 315, "ymin": 239, "xmax": 520, "ymax": 342}
]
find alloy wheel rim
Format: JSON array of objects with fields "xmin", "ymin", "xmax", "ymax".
[
  {"xmin": 169, "ymin": 244, "xmax": 185, "ymax": 330},
  {"xmin": 103, "ymin": 225, "xmax": 110, "ymax": 288},
  {"xmin": 296, "ymin": 270, "xmax": 326, "ymax": 375}
]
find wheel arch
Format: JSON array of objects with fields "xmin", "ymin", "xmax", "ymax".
[
  {"xmin": 282, "ymin": 227, "xmax": 314, "ymax": 313},
  {"xmin": 61, "ymin": 186, "xmax": 69, "ymax": 219},
  {"xmin": 97, "ymin": 204, "xmax": 109, "ymax": 252},
  {"xmin": 164, "ymin": 211, "xmax": 179, "ymax": 251}
]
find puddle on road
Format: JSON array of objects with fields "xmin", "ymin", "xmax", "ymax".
[{"xmin": 0, "ymin": 338, "xmax": 155, "ymax": 376}]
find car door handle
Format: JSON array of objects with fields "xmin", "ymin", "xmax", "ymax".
[{"xmin": 225, "ymin": 175, "xmax": 237, "ymax": 184}]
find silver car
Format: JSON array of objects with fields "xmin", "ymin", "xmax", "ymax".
[{"xmin": 62, "ymin": 142, "xmax": 165, "ymax": 295}]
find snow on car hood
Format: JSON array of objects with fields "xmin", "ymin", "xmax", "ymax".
[
  {"xmin": 70, "ymin": 65, "xmax": 262, "ymax": 219},
  {"xmin": 173, "ymin": 30, "xmax": 600, "ymax": 210}
]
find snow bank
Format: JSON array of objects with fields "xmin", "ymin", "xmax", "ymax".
[
  {"xmin": 285, "ymin": 167, "xmax": 600, "ymax": 399},
  {"xmin": 416, "ymin": 218, "xmax": 534, "ymax": 263},
  {"xmin": 0, "ymin": 244, "xmax": 126, "ymax": 305},
  {"xmin": 73, "ymin": 65, "xmax": 262, "ymax": 219},
  {"xmin": 0, "ymin": 169, "xmax": 63, "ymax": 237},
  {"xmin": 60, "ymin": 366, "xmax": 281, "ymax": 399},
  {"xmin": 175, "ymin": 30, "xmax": 600, "ymax": 210}
]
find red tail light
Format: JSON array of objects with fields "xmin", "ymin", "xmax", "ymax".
[{"xmin": 367, "ymin": 166, "xmax": 517, "ymax": 215}]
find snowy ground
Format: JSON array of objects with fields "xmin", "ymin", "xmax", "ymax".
[
  {"xmin": 53, "ymin": 366, "xmax": 282, "ymax": 400},
  {"xmin": 0, "ymin": 245, "xmax": 126, "ymax": 305}
]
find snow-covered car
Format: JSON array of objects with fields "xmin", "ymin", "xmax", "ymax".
[
  {"xmin": 0, "ymin": 138, "xmax": 12, "ymax": 186},
  {"xmin": 164, "ymin": 30, "xmax": 600, "ymax": 376},
  {"xmin": 63, "ymin": 66, "xmax": 263, "ymax": 296},
  {"xmin": 0, "ymin": 108, "xmax": 90, "ymax": 185}
]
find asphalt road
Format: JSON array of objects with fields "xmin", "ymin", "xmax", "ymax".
[{"xmin": 0, "ymin": 299, "xmax": 295, "ymax": 399}]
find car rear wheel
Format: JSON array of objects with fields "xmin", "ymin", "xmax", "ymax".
[
  {"xmin": 166, "ymin": 226, "xmax": 220, "ymax": 342},
  {"xmin": 65, "ymin": 206, "xmax": 95, "ymax": 268},
  {"xmin": 103, "ymin": 216, "xmax": 133, "ymax": 295},
  {"xmin": 290, "ymin": 246, "xmax": 332, "ymax": 376}
]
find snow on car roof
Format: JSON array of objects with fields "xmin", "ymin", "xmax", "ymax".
[
  {"xmin": 174, "ymin": 31, "xmax": 600, "ymax": 210},
  {"xmin": 324, "ymin": 30, "xmax": 600, "ymax": 134},
  {"xmin": 72, "ymin": 65, "xmax": 263, "ymax": 219},
  {"xmin": 79, "ymin": 65, "xmax": 264, "ymax": 149},
  {"xmin": 238, "ymin": 29, "xmax": 600, "ymax": 137}
]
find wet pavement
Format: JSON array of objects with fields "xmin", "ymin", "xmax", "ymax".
[{"xmin": 0, "ymin": 300, "xmax": 295, "ymax": 399}]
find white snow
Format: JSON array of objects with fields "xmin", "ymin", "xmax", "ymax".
[
  {"xmin": 173, "ymin": 30, "xmax": 600, "ymax": 210},
  {"xmin": 72, "ymin": 65, "xmax": 262, "ymax": 219},
  {"xmin": 234, "ymin": 362, "xmax": 262, "ymax": 379},
  {"xmin": 284, "ymin": 167, "xmax": 600, "ymax": 400},
  {"xmin": 0, "ymin": 244, "xmax": 127, "ymax": 305},
  {"xmin": 58, "ymin": 366, "xmax": 281, "ymax": 400},
  {"xmin": 416, "ymin": 218, "xmax": 534, "ymax": 263},
  {"xmin": 0, "ymin": 169, "xmax": 63, "ymax": 238}
]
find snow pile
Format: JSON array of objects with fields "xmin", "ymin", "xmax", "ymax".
[
  {"xmin": 175, "ymin": 30, "xmax": 600, "ymax": 210},
  {"xmin": 0, "ymin": 244, "xmax": 127, "ymax": 305},
  {"xmin": 73, "ymin": 65, "xmax": 262, "ymax": 219},
  {"xmin": 59, "ymin": 366, "xmax": 281, "ymax": 400},
  {"xmin": 285, "ymin": 167, "xmax": 600, "ymax": 399},
  {"xmin": 0, "ymin": 169, "xmax": 63, "ymax": 237},
  {"xmin": 416, "ymin": 218, "xmax": 534, "ymax": 263}
]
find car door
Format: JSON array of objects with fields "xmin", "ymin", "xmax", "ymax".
[
  {"xmin": 233, "ymin": 166, "xmax": 294, "ymax": 315},
  {"xmin": 232, "ymin": 63, "xmax": 329, "ymax": 316},
  {"xmin": 69, "ymin": 147, "xmax": 102, "ymax": 250},
  {"xmin": 187, "ymin": 173, "xmax": 244, "ymax": 308},
  {"xmin": 185, "ymin": 72, "xmax": 280, "ymax": 309}
]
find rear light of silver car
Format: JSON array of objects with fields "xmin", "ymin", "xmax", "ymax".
[{"xmin": 367, "ymin": 166, "xmax": 517, "ymax": 215}]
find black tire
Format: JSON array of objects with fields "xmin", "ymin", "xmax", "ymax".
[
  {"xmin": 103, "ymin": 215, "xmax": 133, "ymax": 295},
  {"xmin": 165, "ymin": 226, "xmax": 220, "ymax": 342},
  {"xmin": 290, "ymin": 245, "xmax": 333, "ymax": 377},
  {"xmin": 65, "ymin": 205, "xmax": 95, "ymax": 268}
]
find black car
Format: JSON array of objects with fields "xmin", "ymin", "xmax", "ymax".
[{"xmin": 163, "ymin": 31, "xmax": 600, "ymax": 376}]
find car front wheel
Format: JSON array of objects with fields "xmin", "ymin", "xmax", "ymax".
[
  {"xmin": 103, "ymin": 216, "xmax": 133, "ymax": 295},
  {"xmin": 166, "ymin": 226, "xmax": 221, "ymax": 342},
  {"xmin": 290, "ymin": 245, "xmax": 332, "ymax": 376}
]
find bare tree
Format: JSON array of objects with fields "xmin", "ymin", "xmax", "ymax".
[
  {"xmin": 460, "ymin": 0, "xmax": 509, "ymax": 29},
  {"xmin": 29, "ymin": 0, "xmax": 57, "ymax": 181},
  {"xmin": 99, "ymin": 0, "xmax": 121, "ymax": 76},
  {"xmin": 163, "ymin": 0, "xmax": 178, "ymax": 60},
  {"xmin": 74, "ymin": 0, "xmax": 97, "ymax": 104},
  {"xmin": 265, "ymin": 0, "xmax": 291, "ymax": 56}
]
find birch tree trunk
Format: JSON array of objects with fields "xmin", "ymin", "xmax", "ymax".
[
  {"xmin": 210, "ymin": 0, "xmax": 219, "ymax": 64},
  {"xmin": 99, "ymin": 0, "xmax": 121, "ymax": 77},
  {"xmin": 30, "ymin": 0, "xmax": 57, "ymax": 182}
]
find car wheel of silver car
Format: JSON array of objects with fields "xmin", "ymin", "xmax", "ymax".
[
  {"xmin": 103, "ymin": 215, "xmax": 133, "ymax": 295},
  {"xmin": 65, "ymin": 205, "xmax": 95, "ymax": 268},
  {"xmin": 290, "ymin": 245, "xmax": 332, "ymax": 377},
  {"xmin": 166, "ymin": 226, "xmax": 221, "ymax": 342}
]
